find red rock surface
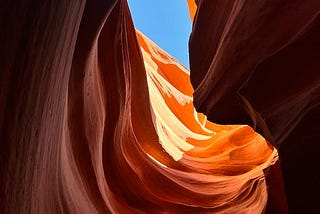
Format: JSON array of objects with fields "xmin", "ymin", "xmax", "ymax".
[
  {"xmin": 190, "ymin": 0, "xmax": 320, "ymax": 143},
  {"xmin": 189, "ymin": 0, "xmax": 320, "ymax": 213},
  {"xmin": 0, "ymin": 0, "xmax": 318, "ymax": 213}
]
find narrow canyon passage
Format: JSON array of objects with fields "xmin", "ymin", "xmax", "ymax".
[{"xmin": 0, "ymin": 0, "xmax": 319, "ymax": 213}]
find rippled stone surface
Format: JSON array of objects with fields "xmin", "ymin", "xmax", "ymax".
[
  {"xmin": 188, "ymin": 0, "xmax": 320, "ymax": 212},
  {"xmin": 0, "ymin": 0, "xmax": 318, "ymax": 213}
]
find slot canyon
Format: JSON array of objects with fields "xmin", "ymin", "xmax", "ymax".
[{"xmin": 0, "ymin": 0, "xmax": 319, "ymax": 213}]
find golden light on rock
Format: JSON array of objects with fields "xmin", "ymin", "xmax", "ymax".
[{"xmin": 1, "ymin": 0, "xmax": 318, "ymax": 213}]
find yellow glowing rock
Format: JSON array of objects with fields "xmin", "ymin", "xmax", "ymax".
[
  {"xmin": 136, "ymin": 30, "xmax": 278, "ymax": 213},
  {"xmin": 187, "ymin": 0, "xmax": 197, "ymax": 21}
]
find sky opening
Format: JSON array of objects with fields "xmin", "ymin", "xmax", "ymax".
[{"xmin": 127, "ymin": 0, "xmax": 192, "ymax": 68}]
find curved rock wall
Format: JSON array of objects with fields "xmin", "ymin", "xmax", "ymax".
[
  {"xmin": 189, "ymin": 0, "xmax": 320, "ymax": 212},
  {"xmin": 1, "ymin": 0, "xmax": 317, "ymax": 213}
]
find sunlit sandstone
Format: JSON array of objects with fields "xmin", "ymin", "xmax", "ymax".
[
  {"xmin": 137, "ymin": 31, "xmax": 278, "ymax": 213},
  {"xmin": 0, "ymin": 0, "xmax": 318, "ymax": 213}
]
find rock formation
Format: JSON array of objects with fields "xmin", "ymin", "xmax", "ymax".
[
  {"xmin": 189, "ymin": 0, "xmax": 320, "ymax": 212},
  {"xmin": 0, "ymin": 0, "xmax": 318, "ymax": 213}
]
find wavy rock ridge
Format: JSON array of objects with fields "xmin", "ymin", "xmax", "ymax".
[{"xmin": 1, "ymin": 0, "xmax": 318, "ymax": 213}]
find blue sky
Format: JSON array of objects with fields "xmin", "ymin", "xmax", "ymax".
[{"xmin": 127, "ymin": 0, "xmax": 192, "ymax": 68}]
